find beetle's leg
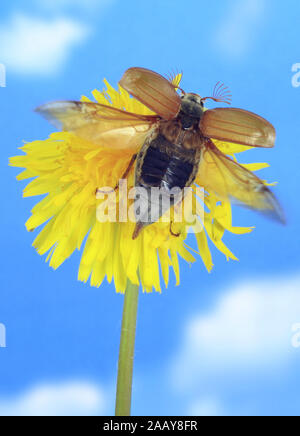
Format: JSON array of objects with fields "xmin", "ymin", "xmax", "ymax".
[
  {"xmin": 170, "ymin": 220, "xmax": 181, "ymax": 237},
  {"xmin": 96, "ymin": 154, "xmax": 137, "ymax": 195}
]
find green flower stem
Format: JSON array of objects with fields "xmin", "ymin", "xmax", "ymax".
[{"xmin": 115, "ymin": 280, "xmax": 139, "ymax": 416}]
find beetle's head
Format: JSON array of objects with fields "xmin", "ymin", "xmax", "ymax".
[{"xmin": 180, "ymin": 93, "xmax": 204, "ymax": 120}]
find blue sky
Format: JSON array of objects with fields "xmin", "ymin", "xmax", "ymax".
[{"xmin": 1, "ymin": 0, "xmax": 300, "ymax": 416}]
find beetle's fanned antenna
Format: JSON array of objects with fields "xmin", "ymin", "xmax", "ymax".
[
  {"xmin": 213, "ymin": 81, "xmax": 232, "ymax": 105},
  {"xmin": 166, "ymin": 68, "xmax": 184, "ymax": 94},
  {"xmin": 166, "ymin": 68, "xmax": 182, "ymax": 85},
  {"xmin": 165, "ymin": 70, "xmax": 173, "ymax": 83},
  {"xmin": 166, "ymin": 68, "xmax": 176, "ymax": 84},
  {"xmin": 202, "ymin": 82, "xmax": 232, "ymax": 105}
]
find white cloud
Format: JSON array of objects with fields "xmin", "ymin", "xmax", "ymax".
[
  {"xmin": 172, "ymin": 275, "xmax": 300, "ymax": 389},
  {"xmin": 188, "ymin": 397, "xmax": 224, "ymax": 416},
  {"xmin": 213, "ymin": 0, "xmax": 266, "ymax": 58},
  {"xmin": 0, "ymin": 14, "xmax": 89, "ymax": 76},
  {"xmin": 0, "ymin": 381, "xmax": 106, "ymax": 416}
]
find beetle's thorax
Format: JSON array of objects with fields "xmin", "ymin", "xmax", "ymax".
[{"xmin": 158, "ymin": 120, "xmax": 203, "ymax": 150}]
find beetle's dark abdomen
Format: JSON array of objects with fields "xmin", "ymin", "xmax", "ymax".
[{"xmin": 140, "ymin": 134, "xmax": 195, "ymax": 190}]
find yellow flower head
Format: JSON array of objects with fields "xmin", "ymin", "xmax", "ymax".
[{"xmin": 10, "ymin": 75, "xmax": 272, "ymax": 293}]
